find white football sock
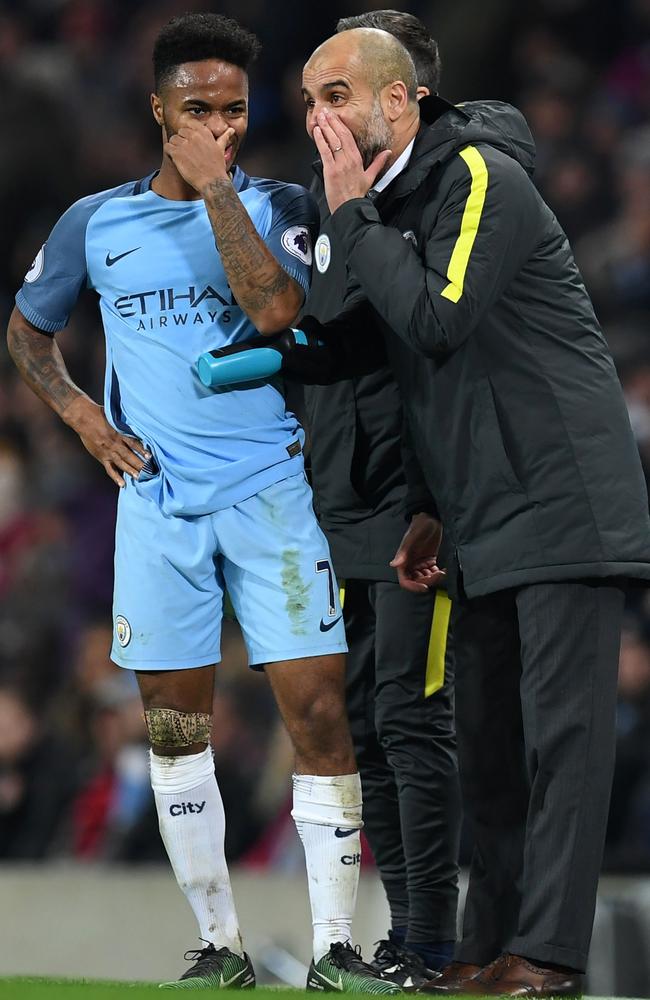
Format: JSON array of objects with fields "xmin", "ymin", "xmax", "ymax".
[
  {"xmin": 292, "ymin": 772, "xmax": 363, "ymax": 962},
  {"xmin": 150, "ymin": 747, "xmax": 243, "ymax": 955}
]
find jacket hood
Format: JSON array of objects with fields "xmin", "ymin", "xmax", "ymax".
[
  {"xmin": 418, "ymin": 95, "xmax": 537, "ymax": 177},
  {"xmin": 453, "ymin": 100, "xmax": 536, "ymax": 176}
]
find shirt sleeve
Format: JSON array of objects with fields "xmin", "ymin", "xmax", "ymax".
[
  {"xmin": 297, "ymin": 304, "xmax": 389, "ymax": 383},
  {"xmin": 15, "ymin": 197, "xmax": 93, "ymax": 335},
  {"xmin": 265, "ymin": 184, "xmax": 320, "ymax": 298}
]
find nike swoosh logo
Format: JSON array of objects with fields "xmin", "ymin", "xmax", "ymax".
[
  {"xmin": 320, "ymin": 615, "xmax": 342, "ymax": 632},
  {"xmin": 334, "ymin": 827, "xmax": 357, "ymax": 838},
  {"xmin": 316, "ymin": 972, "xmax": 343, "ymax": 990},
  {"xmin": 105, "ymin": 247, "xmax": 141, "ymax": 267},
  {"xmin": 219, "ymin": 968, "xmax": 250, "ymax": 988}
]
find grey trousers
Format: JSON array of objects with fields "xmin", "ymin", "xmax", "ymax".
[{"xmin": 454, "ymin": 579, "xmax": 625, "ymax": 972}]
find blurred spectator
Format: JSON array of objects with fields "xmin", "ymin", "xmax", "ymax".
[
  {"xmin": 69, "ymin": 672, "xmax": 154, "ymax": 861},
  {"xmin": 576, "ymin": 126, "xmax": 650, "ymax": 314},
  {"xmin": 211, "ymin": 680, "xmax": 278, "ymax": 861},
  {"xmin": 0, "ymin": 425, "xmax": 67, "ymax": 601},
  {"xmin": 618, "ymin": 340, "xmax": 650, "ymax": 486},
  {"xmin": 0, "ymin": 683, "xmax": 78, "ymax": 858},
  {"xmin": 605, "ymin": 624, "xmax": 650, "ymax": 870}
]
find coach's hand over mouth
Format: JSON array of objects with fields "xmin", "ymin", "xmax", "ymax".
[
  {"xmin": 164, "ymin": 121, "xmax": 235, "ymax": 194},
  {"xmin": 314, "ymin": 110, "xmax": 391, "ymax": 215},
  {"xmin": 63, "ymin": 396, "xmax": 150, "ymax": 488},
  {"xmin": 391, "ymin": 513, "xmax": 447, "ymax": 593}
]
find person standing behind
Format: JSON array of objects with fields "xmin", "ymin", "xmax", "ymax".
[{"xmin": 302, "ymin": 11, "xmax": 460, "ymax": 986}]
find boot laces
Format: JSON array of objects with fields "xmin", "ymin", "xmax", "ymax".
[
  {"xmin": 372, "ymin": 938, "xmax": 428, "ymax": 976},
  {"xmin": 329, "ymin": 941, "xmax": 379, "ymax": 977}
]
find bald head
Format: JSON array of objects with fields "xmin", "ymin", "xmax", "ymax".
[
  {"xmin": 307, "ymin": 27, "xmax": 417, "ymax": 101},
  {"xmin": 302, "ymin": 26, "xmax": 421, "ymax": 172}
]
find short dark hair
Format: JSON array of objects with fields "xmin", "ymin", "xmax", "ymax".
[
  {"xmin": 336, "ymin": 10, "xmax": 441, "ymax": 94},
  {"xmin": 153, "ymin": 12, "xmax": 261, "ymax": 91}
]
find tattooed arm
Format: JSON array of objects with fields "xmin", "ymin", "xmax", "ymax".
[
  {"xmin": 7, "ymin": 307, "xmax": 148, "ymax": 487},
  {"xmin": 164, "ymin": 122, "xmax": 304, "ymax": 334},
  {"xmin": 202, "ymin": 178, "xmax": 303, "ymax": 333}
]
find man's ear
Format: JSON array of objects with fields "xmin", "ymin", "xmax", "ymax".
[
  {"xmin": 382, "ymin": 80, "xmax": 409, "ymax": 122},
  {"xmin": 416, "ymin": 86, "xmax": 430, "ymax": 101},
  {"xmin": 151, "ymin": 92, "xmax": 164, "ymax": 128}
]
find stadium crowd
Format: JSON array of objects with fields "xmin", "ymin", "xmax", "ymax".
[{"xmin": 0, "ymin": 0, "xmax": 650, "ymax": 871}]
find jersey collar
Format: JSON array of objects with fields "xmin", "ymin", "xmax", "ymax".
[
  {"xmin": 139, "ymin": 166, "xmax": 250, "ymax": 195},
  {"xmin": 231, "ymin": 165, "xmax": 249, "ymax": 192}
]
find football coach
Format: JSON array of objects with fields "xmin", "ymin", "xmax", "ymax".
[{"xmin": 298, "ymin": 25, "xmax": 650, "ymax": 999}]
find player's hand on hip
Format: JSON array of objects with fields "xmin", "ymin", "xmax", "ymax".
[
  {"xmin": 314, "ymin": 110, "xmax": 391, "ymax": 215},
  {"xmin": 62, "ymin": 396, "xmax": 150, "ymax": 488},
  {"xmin": 390, "ymin": 513, "xmax": 447, "ymax": 593},
  {"xmin": 164, "ymin": 121, "xmax": 232, "ymax": 194}
]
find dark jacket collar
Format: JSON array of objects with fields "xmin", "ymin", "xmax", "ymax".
[{"xmin": 382, "ymin": 97, "xmax": 471, "ymax": 203}]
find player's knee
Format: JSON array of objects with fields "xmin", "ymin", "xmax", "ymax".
[
  {"xmin": 290, "ymin": 691, "xmax": 351, "ymax": 759},
  {"xmin": 305, "ymin": 688, "xmax": 346, "ymax": 735},
  {"xmin": 144, "ymin": 707, "xmax": 212, "ymax": 752}
]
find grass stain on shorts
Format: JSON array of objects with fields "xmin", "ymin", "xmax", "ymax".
[{"xmin": 281, "ymin": 549, "xmax": 312, "ymax": 635}]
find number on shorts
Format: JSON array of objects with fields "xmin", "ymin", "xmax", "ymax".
[{"xmin": 316, "ymin": 559, "xmax": 337, "ymax": 617}]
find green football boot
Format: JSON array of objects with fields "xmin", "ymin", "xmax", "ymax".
[
  {"xmin": 307, "ymin": 941, "xmax": 401, "ymax": 993},
  {"xmin": 159, "ymin": 944, "xmax": 256, "ymax": 990}
]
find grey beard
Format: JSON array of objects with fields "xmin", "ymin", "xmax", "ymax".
[{"xmin": 356, "ymin": 102, "xmax": 393, "ymax": 169}]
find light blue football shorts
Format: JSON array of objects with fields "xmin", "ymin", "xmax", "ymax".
[{"xmin": 111, "ymin": 472, "xmax": 347, "ymax": 670}]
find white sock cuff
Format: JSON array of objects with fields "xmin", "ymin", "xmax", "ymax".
[
  {"xmin": 291, "ymin": 772, "xmax": 363, "ymax": 829},
  {"xmin": 149, "ymin": 747, "xmax": 214, "ymax": 795}
]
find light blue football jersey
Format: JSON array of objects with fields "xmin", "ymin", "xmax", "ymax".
[{"xmin": 16, "ymin": 167, "xmax": 319, "ymax": 516}]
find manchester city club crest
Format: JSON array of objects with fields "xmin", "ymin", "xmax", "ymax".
[
  {"xmin": 115, "ymin": 615, "xmax": 132, "ymax": 648},
  {"xmin": 315, "ymin": 234, "xmax": 331, "ymax": 274}
]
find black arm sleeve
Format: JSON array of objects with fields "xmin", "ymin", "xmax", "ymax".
[
  {"xmin": 286, "ymin": 302, "xmax": 388, "ymax": 384},
  {"xmin": 329, "ymin": 147, "xmax": 540, "ymax": 358},
  {"xmin": 401, "ymin": 414, "xmax": 440, "ymax": 520}
]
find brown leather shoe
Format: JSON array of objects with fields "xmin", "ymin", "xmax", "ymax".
[
  {"xmin": 418, "ymin": 960, "xmax": 483, "ymax": 993},
  {"xmin": 458, "ymin": 953, "xmax": 583, "ymax": 997}
]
